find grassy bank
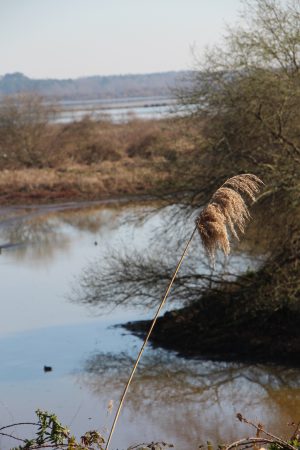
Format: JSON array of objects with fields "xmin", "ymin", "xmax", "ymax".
[
  {"xmin": 0, "ymin": 115, "xmax": 199, "ymax": 205},
  {"xmin": 0, "ymin": 161, "xmax": 166, "ymax": 204}
]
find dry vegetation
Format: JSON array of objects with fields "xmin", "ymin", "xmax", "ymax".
[{"xmin": 0, "ymin": 100, "xmax": 199, "ymax": 204}]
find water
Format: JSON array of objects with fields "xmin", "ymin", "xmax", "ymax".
[
  {"xmin": 0, "ymin": 202, "xmax": 299, "ymax": 450},
  {"xmin": 54, "ymin": 96, "xmax": 178, "ymax": 124}
]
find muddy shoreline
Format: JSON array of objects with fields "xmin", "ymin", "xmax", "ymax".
[{"xmin": 0, "ymin": 184, "xmax": 157, "ymax": 207}]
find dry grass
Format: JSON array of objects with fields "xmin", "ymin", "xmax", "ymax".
[
  {"xmin": 0, "ymin": 116, "xmax": 200, "ymax": 204},
  {"xmin": 196, "ymin": 174, "xmax": 263, "ymax": 261},
  {"xmin": 0, "ymin": 160, "xmax": 170, "ymax": 204}
]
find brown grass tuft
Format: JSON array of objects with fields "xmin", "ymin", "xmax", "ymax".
[
  {"xmin": 196, "ymin": 174, "xmax": 263, "ymax": 262},
  {"xmin": 223, "ymin": 174, "xmax": 263, "ymax": 201}
]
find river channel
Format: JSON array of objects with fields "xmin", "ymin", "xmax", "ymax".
[{"xmin": 0, "ymin": 202, "xmax": 299, "ymax": 450}]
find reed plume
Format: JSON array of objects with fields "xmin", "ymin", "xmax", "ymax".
[
  {"xmin": 196, "ymin": 174, "xmax": 263, "ymax": 262},
  {"xmin": 105, "ymin": 173, "xmax": 263, "ymax": 450}
]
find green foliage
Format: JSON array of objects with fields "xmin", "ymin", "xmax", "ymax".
[
  {"xmin": 35, "ymin": 409, "xmax": 70, "ymax": 446},
  {"xmin": 9, "ymin": 409, "xmax": 105, "ymax": 450}
]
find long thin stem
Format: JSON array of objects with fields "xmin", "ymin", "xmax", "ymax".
[{"xmin": 105, "ymin": 226, "xmax": 197, "ymax": 450}]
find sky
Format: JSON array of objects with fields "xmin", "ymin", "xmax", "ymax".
[{"xmin": 1, "ymin": 0, "xmax": 242, "ymax": 79}]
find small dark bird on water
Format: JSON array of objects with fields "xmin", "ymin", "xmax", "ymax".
[{"xmin": 43, "ymin": 365, "xmax": 52, "ymax": 372}]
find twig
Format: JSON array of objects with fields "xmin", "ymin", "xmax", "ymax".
[
  {"xmin": 0, "ymin": 422, "xmax": 37, "ymax": 431},
  {"xmin": 225, "ymin": 437, "xmax": 283, "ymax": 450},
  {"xmin": 236, "ymin": 414, "xmax": 298, "ymax": 450},
  {"xmin": 0, "ymin": 431, "xmax": 26, "ymax": 442},
  {"xmin": 127, "ymin": 442, "xmax": 173, "ymax": 449}
]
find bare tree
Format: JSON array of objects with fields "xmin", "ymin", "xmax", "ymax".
[{"xmin": 0, "ymin": 94, "xmax": 57, "ymax": 168}]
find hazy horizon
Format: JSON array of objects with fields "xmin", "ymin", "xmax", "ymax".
[
  {"xmin": 1, "ymin": 0, "xmax": 242, "ymax": 79},
  {"xmin": 0, "ymin": 68, "xmax": 189, "ymax": 81}
]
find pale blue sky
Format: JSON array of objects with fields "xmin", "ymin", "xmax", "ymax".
[{"xmin": 1, "ymin": 0, "xmax": 242, "ymax": 79}]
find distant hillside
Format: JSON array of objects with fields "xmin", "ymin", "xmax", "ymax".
[{"xmin": 0, "ymin": 71, "xmax": 190, "ymax": 100}]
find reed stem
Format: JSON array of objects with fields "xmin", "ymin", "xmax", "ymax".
[{"xmin": 105, "ymin": 225, "xmax": 197, "ymax": 450}]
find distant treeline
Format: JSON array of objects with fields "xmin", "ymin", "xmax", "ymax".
[{"xmin": 0, "ymin": 71, "xmax": 192, "ymax": 100}]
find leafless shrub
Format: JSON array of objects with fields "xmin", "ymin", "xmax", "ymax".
[{"xmin": 0, "ymin": 94, "xmax": 58, "ymax": 168}]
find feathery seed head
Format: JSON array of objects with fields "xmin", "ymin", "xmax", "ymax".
[
  {"xmin": 197, "ymin": 204, "xmax": 230, "ymax": 260},
  {"xmin": 223, "ymin": 174, "xmax": 263, "ymax": 201},
  {"xmin": 196, "ymin": 174, "xmax": 263, "ymax": 262}
]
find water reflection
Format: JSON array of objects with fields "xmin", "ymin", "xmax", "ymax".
[
  {"xmin": 0, "ymin": 216, "xmax": 70, "ymax": 261},
  {"xmin": 72, "ymin": 228, "xmax": 259, "ymax": 312},
  {"xmin": 0, "ymin": 202, "xmax": 298, "ymax": 450},
  {"xmin": 78, "ymin": 347, "xmax": 300, "ymax": 448},
  {"xmin": 0, "ymin": 204, "xmax": 126, "ymax": 262}
]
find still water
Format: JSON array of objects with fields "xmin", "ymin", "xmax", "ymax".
[
  {"xmin": 0, "ymin": 202, "xmax": 299, "ymax": 449},
  {"xmin": 54, "ymin": 96, "xmax": 178, "ymax": 124}
]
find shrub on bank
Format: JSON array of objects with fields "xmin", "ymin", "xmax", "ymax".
[{"xmin": 0, "ymin": 98, "xmax": 189, "ymax": 169}]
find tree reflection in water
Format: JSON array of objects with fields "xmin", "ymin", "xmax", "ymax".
[
  {"xmin": 76, "ymin": 349, "xmax": 300, "ymax": 448},
  {"xmin": 0, "ymin": 205, "xmax": 122, "ymax": 262},
  {"xmin": 73, "ymin": 230, "xmax": 259, "ymax": 312}
]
